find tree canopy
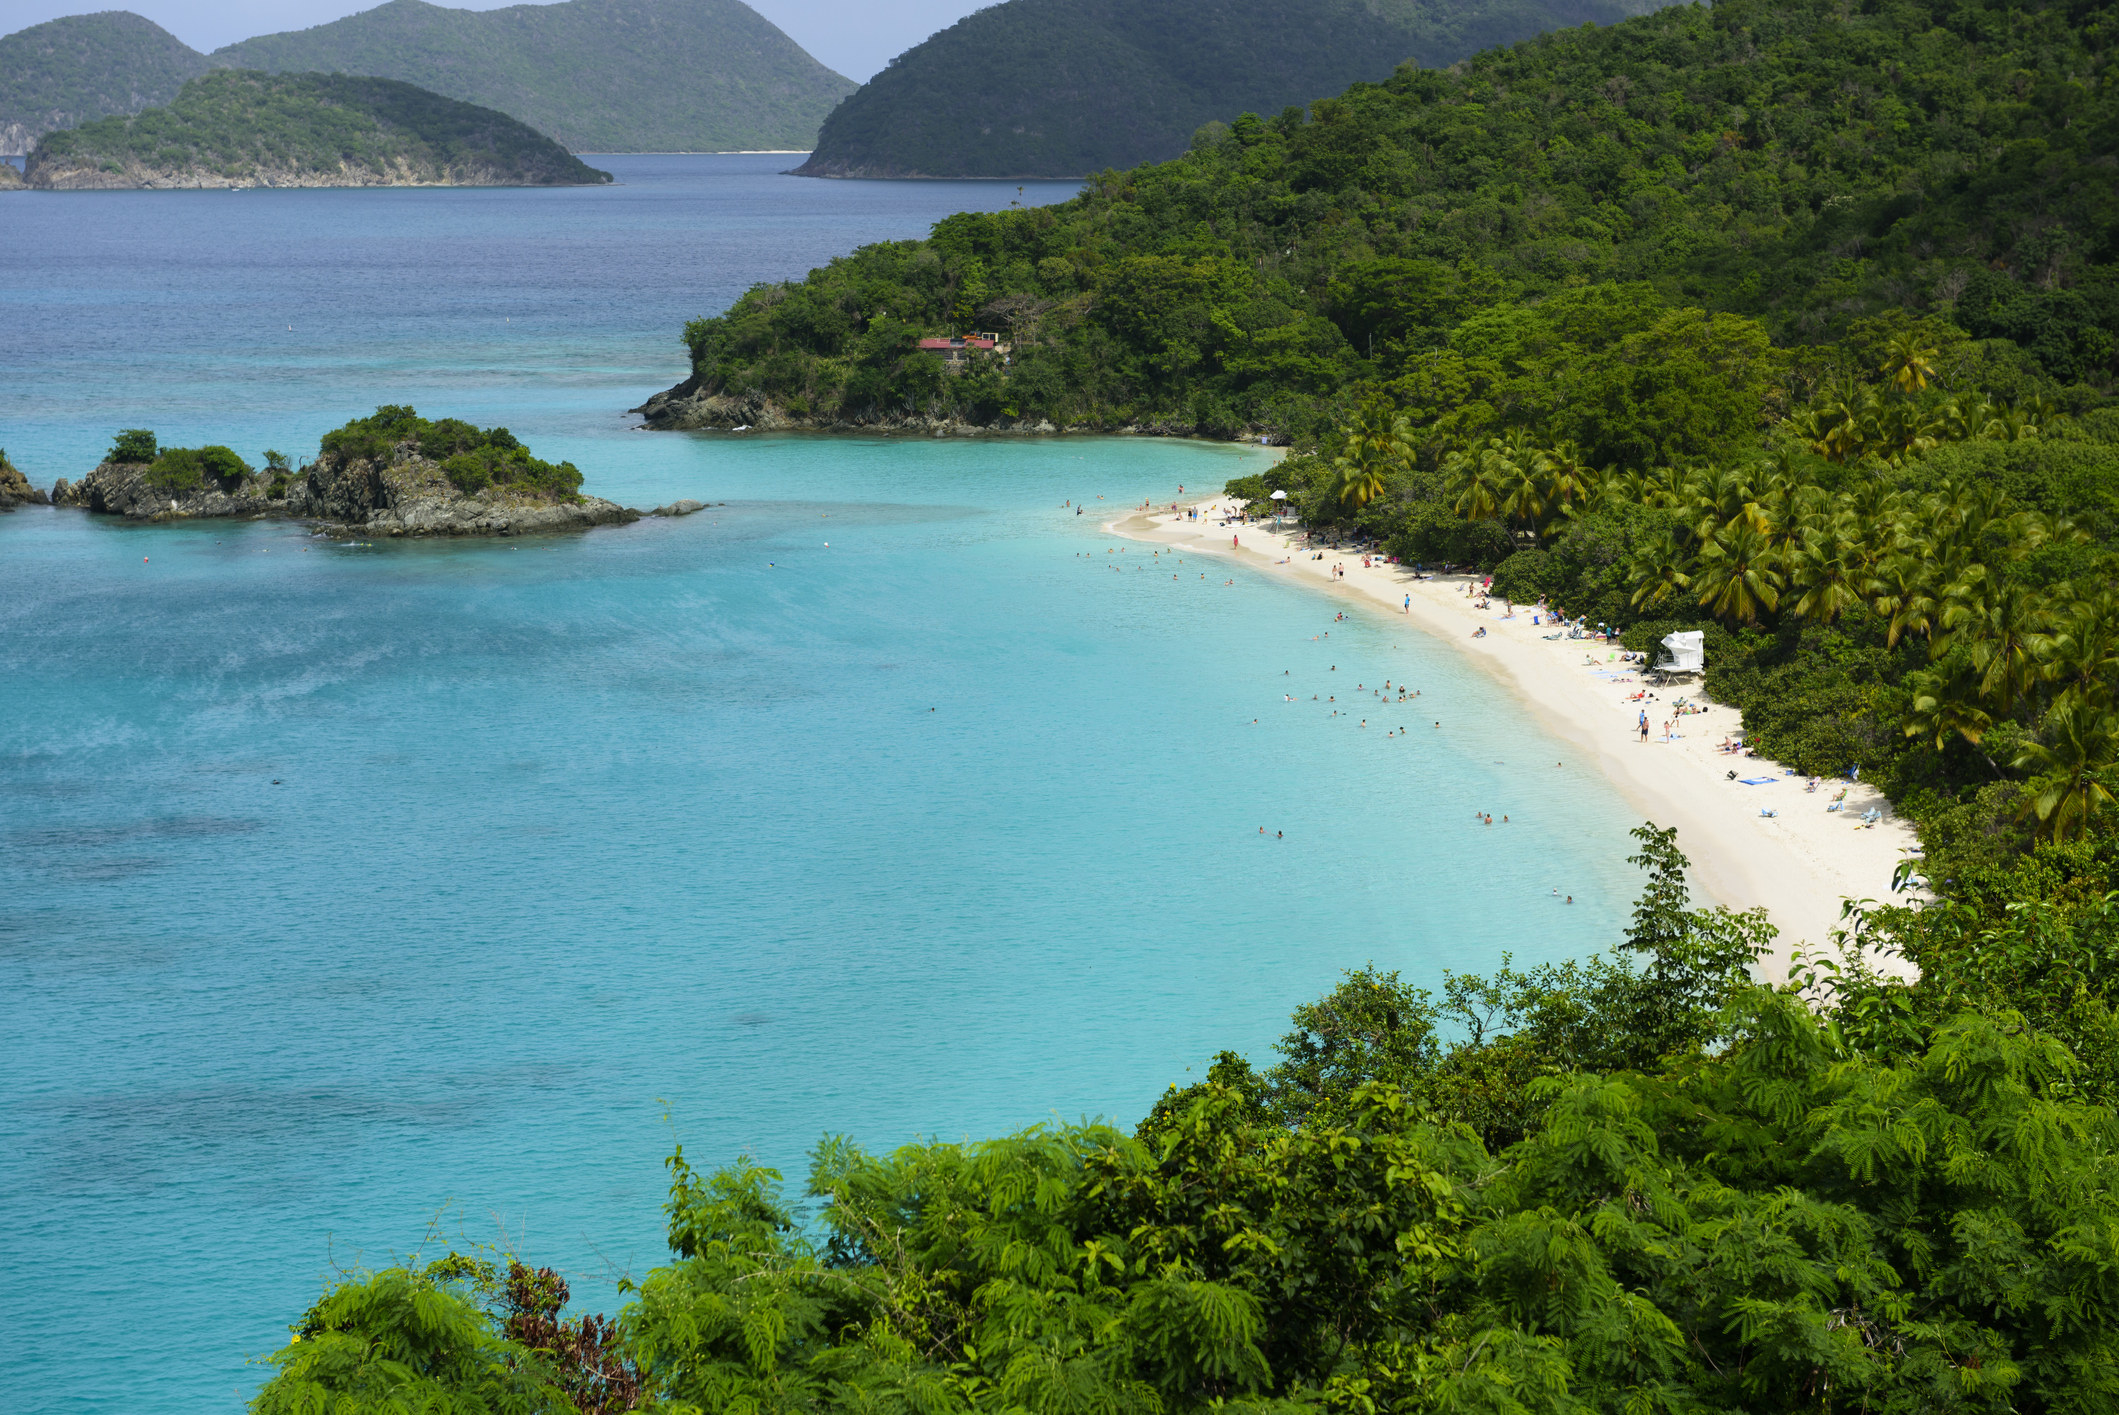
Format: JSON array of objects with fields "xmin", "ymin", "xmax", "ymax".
[{"xmin": 672, "ymin": 0, "xmax": 2115, "ymax": 437}]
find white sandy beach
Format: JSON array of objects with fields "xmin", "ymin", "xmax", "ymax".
[{"xmin": 1114, "ymin": 501, "xmax": 1920, "ymax": 979}]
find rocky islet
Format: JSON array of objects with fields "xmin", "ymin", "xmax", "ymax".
[{"xmin": 44, "ymin": 436, "xmax": 641, "ymax": 537}]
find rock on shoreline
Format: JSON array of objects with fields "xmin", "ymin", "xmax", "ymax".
[
  {"xmin": 631, "ymin": 380, "xmax": 1284, "ymax": 443},
  {"xmin": 50, "ymin": 450, "xmax": 638, "ymax": 536},
  {"xmin": 1, "ymin": 460, "xmax": 50, "ymax": 508}
]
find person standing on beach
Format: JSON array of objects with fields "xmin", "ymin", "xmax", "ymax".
[{"xmin": 1639, "ymin": 710, "xmax": 1649, "ymax": 742}]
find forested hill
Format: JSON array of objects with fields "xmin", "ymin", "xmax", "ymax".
[
  {"xmin": 212, "ymin": 0, "xmax": 855, "ymax": 153},
  {"xmin": 25, "ymin": 70, "xmax": 613, "ymax": 188},
  {"xmin": 0, "ymin": 11, "xmax": 210, "ymax": 157},
  {"xmin": 660, "ymin": 0, "xmax": 2117, "ymax": 439},
  {"xmin": 794, "ymin": 0, "xmax": 1666, "ymax": 178}
]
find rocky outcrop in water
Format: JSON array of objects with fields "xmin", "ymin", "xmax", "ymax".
[
  {"xmin": 1, "ymin": 459, "xmax": 49, "ymax": 508},
  {"xmin": 49, "ymin": 446, "xmax": 638, "ymax": 536},
  {"xmin": 56, "ymin": 460, "xmax": 285, "ymax": 519},
  {"xmin": 635, "ymin": 383, "xmax": 1065, "ymax": 437},
  {"xmin": 631, "ymin": 379, "xmax": 1281, "ymax": 443},
  {"xmin": 288, "ymin": 450, "xmax": 637, "ymax": 537}
]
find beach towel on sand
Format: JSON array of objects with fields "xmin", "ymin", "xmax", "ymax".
[{"xmin": 1739, "ymin": 777, "xmax": 1777, "ymax": 786}]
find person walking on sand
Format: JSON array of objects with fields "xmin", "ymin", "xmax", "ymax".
[{"xmin": 1639, "ymin": 710, "xmax": 1649, "ymax": 742}]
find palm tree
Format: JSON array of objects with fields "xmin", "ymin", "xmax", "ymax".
[
  {"xmin": 1538, "ymin": 440, "xmax": 1597, "ymax": 525},
  {"xmin": 1693, "ymin": 521, "xmax": 1783, "ymax": 625},
  {"xmin": 1449, "ymin": 432, "xmax": 1537, "ymax": 528},
  {"xmin": 1330, "ymin": 402, "xmax": 1409, "ymax": 511},
  {"xmin": 1680, "ymin": 466, "xmax": 1758, "ymax": 542},
  {"xmin": 1942, "ymin": 575, "xmax": 2053, "ymax": 712},
  {"xmin": 1904, "ymin": 658, "xmax": 1995, "ymax": 753},
  {"xmin": 1870, "ymin": 399, "xmax": 1942, "ymax": 464},
  {"xmin": 1867, "ymin": 552, "xmax": 1942, "ymax": 649},
  {"xmin": 1787, "ymin": 517, "xmax": 1865, "ymax": 623},
  {"xmin": 1626, "ymin": 530, "xmax": 1694, "ymax": 611},
  {"xmin": 2040, "ymin": 593, "xmax": 2119, "ymax": 711},
  {"xmin": 1879, "ymin": 330, "xmax": 1939, "ymax": 394},
  {"xmin": 1935, "ymin": 392, "xmax": 1996, "ymax": 444},
  {"xmin": 2013, "ymin": 701, "xmax": 2119, "ymax": 842}
]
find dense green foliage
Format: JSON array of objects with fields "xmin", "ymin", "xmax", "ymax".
[
  {"xmin": 683, "ymin": 0, "xmax": 2114, "ymax": 434},
  {"xmin": 252, "ymin": 827, "xmax": 2119, "ymax": 1414},
  {"xmin": 320, "ymin": 405, "xmax": 585, "ymax": 499},
  {"xmin": 0, "ymin": 11, "xmax": 209, "ymax": 156},
  {"xmin": 144, "ymin": 443, "xmax": 252, "ymax": 493},
  {"xmin": 27, "ymin": 69, "xmax": 611, "ymax": 188},
  {"xmin": 107, "ymin": 428, "xmax": 158, "ymax": 464},
  {"xmin": 214, "ymin": 0, "xmax": 854, "ymax": 154},
  {"xmin": 796, "ymin": 0, "xmax": 1660, "ymax": 178},
  {"xmin": 1249, "ymin": 298, "xmax": 2119, "ymax": 899},
  {"xmin": 241, "ymin": 2, "xmax": 2119, "ymax": 1408}
]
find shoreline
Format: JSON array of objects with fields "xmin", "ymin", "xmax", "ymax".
[{"xmin": 1112, "ymin": 502, "xmax": 1920, "ymax": 980}]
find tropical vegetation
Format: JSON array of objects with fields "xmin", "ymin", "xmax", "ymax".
[
  {"xmin": 26, "ymin": 70, "xmax": 611, "ymax": 188},
  {"xmin": 674, "ymin": 0, "xmax": 2113, "ymax": 436},
  {"xmin": 795, "ymin": 0, "xmax": 1661, "ymax": 178},
  {"xmin": 250, "ymin": 826, "xmax": 2119, "ymax": 1414},
  {"xmin": 213, "ymin": 0, "xmax": 854, "ymax": 155},
  {"xmin": 242, "ymin": 0, "xmax": 2119, "ymax": 1408},
  {"xmin": 320, "ymin": 405, "xmax": 586, "ymax": 498}
]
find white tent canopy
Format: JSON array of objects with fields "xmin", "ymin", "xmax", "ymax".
[{"xmin": 1657, "ymin": 630, "xmax": 1705, "ymax": 673}]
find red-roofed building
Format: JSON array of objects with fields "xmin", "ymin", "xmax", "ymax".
[{"xmin": 916, "ymin": 332, "xmax": 1010, "ymax": 371}]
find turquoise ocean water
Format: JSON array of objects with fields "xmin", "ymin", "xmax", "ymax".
[{"xmin": 1, "ymin": 157, "xmax": 1642, "ymax": 1412}]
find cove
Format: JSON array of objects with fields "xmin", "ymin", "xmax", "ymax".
[
  {"xmin": 2, "ymin": 435, "xmax": 1643, "ymax": 1410},
  {"xmin": 3, "ymin": 156, "xmax": 1644, "ymax": 1411}
]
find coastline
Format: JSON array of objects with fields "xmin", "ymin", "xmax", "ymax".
[{"xmin": 1114, "ymin": 501, "xmax": 1921, "ymax": 980}]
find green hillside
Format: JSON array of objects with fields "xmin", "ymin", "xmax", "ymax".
[
  {"xmin": 213, "ymin": 0, "xmax": 855, "ymax": 153},
  {"xmin": 0, "ymin": 11, "xmax": 209, "ymax": 157},
  {"xmin": 794, "ymin": 0, "xmax": 1668, "ymax": 179},
  {"xmin": 26, "ymin": 69, "xmax": 612, "ymax": 188},
  {"xmin": 678, "ymin": 0, "xmax": 2116, "ymax": 433}
]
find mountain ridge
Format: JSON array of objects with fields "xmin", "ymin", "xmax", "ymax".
[
  {"xmin": 794, "ymin": 0, "xmax": 1670, "ymax": 179},
  {"xmin": 0, "ymin": 10, "xmax": 210, "ymax": 156},
  {"xmin": 213, "ymin": 0, "xmax": 854, "ymax": 153},
  {"xmin": 1, "ymin": 0, "xmax": 851, "ymax": 156}
]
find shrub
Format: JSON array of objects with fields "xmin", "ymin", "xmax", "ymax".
[
  {"xmin": 145, "ymin": 448, "xmax": 204, "ymax": 492},
  {"xmin": 197, "ymin": 446, "xmax": 249, "ymax": 482},
  {"xmin": 1488, "ymin": 547, "xmax": 1556, "ymax": 603},
  {"xmin": 108, "ymin": 429, "xmax": 157, "ymax": 464},
  {"xmin": 320, "ymin": 404, "xmax": 426, "ymax": 465},
  {"xmin": 320, "ymin": 408, "xmax": 584, "ymax": 500}
]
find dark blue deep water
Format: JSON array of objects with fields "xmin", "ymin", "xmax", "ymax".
[{"xmin": 0, "ymin": 156, "xmax": 1641, "ymax": 1412}]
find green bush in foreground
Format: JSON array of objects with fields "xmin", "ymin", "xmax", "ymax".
[
  {"xmin": 250, "ymin": 826, "xmax": 2119, "ymax": 1414},
  {"xmin": 320, "ymin": 405, "xmax": 583, "ymax": 499}
]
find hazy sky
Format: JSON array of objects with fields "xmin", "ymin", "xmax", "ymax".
[{"xmin": 0, "ymin": 0, "xmax": 985, "ymax": 80}]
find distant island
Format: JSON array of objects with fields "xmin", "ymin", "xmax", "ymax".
[
  {"xmin": 49, "ymin": 411, "xmax": 639, "ymax": 535},
  {"xmin": 794, "ymin": 0, "xmax": 1668, "ymax": 179},
  {"xmin": 1, "ymin": 0, "xmax": 854, "ymax": 158},
  {"xmin": 23, "ymin": 70, "xmax": 612, "ymax": 188},
  {"xmin": 0, "ymin": 11, "xmax": 209, "ymax": 157}
]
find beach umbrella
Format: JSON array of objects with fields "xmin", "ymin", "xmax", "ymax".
[{"xmin": 1271, "ymin": 488, "xmax": 1287, "ymax": 526}]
